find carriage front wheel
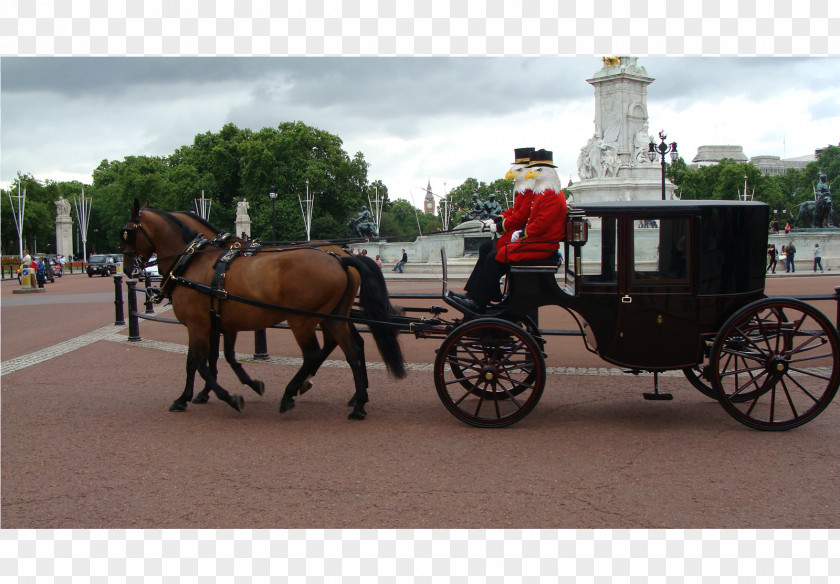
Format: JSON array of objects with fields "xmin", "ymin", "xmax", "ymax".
[
  {"xmin": 434, "ymin": 318, "xmax": 546, "ymax": 428},
  {"xmin": 710, "ymin": 297, "xmax": 840, "ymax": 431}
]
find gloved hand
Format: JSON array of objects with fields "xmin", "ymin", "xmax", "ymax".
[
  {"xmin": 491, "ymin": 215, "xmax": 505, "ymax": 231},
  {"xmin": 480, "ymin": 220, "xmax": 497, "ymax": 234},
  {"xmin": 511, "ymin": 230, "xmax": 523, "ymax": 242}
]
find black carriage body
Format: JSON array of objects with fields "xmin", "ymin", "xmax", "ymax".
[{"xmin": 503, "ymin": 200, "xmax": 769, "ymax": 370}]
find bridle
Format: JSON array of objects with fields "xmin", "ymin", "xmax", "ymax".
[{"xmin": 120, "ymin": 211, "xmax": 157, "ymax": 278}]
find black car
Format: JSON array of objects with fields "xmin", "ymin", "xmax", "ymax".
[{"xmin": 87, "ymin": 254, "xmax": 117, "ymax": 277}]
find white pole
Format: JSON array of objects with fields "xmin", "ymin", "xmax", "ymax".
[
  {"xmin": 8, "ymin": 172, "xmax": 26, "ymax": 259},
  {"xmin": 297, "ymin": 179, "xmax": 314, "ymax": 241},
  {"xmin": 74, "ymin": 189, "xmax": 92, "ymax": 263},
  {"xmin": 194, "ymin": 190, "xmax": 212, "ymax": 219}
]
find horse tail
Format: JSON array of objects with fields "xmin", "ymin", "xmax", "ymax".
[{"xmin": 341, "ymin": 255, "xmax": 407, "ymax": 379}]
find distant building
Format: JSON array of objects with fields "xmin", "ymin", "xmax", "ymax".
[
  {"xmin": 750, "ymin": 154, "xmax": 814, "ymax": 176},
  {"xmin": 691, "ymin": 145, "xmax": 748, "ymax": 167},
  {"xmin": 691, "ymin": 144, "xmax": 817, "ymax": 175}
]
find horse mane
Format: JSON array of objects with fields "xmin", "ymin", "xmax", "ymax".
[
  {"xmin": 142, "ymin": 208, "xmax": 201, "ymax": 242},
  {"xmin": 173, "ymin": 211, "xmax": 222, "ymax": 235}
]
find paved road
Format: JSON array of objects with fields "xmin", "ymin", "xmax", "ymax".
[{"xmin": 2, "ymin": 272, "xmax": 840, "ymax": 528}]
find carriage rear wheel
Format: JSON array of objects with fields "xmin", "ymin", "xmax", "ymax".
[
  {"xmin": 710, "ymin": 298, "xmax": 840, "ymax": 431},
  {"xmin": 434, "ymin": 318, "xmax": 546, "ymax": 428}
]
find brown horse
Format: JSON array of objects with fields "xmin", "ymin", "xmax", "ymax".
[
  {"xmin": 165, "ymin": 210, "xmax": 363, "ymax": 407},
  {"xmin": 122, "ymin": 201, "xmax": 405, "ymax": 419}
]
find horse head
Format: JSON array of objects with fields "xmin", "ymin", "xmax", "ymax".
[{"xmin": 121, "ymin": 200, "xmax": 198, "ymax": 278}]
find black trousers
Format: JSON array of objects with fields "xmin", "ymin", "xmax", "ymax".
[{"xmin": 464, "ymin": 239, "xmax": 506, "ymax": 305}]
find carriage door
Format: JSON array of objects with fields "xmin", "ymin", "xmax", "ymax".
[{"xmin": 607, "ymin": 215, "xmax": 698, "ymax": 369}]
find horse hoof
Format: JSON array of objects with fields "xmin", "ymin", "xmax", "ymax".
[
  {"xmin": 191, "ymin": 394, "xmax": 209, "ymax": 404},
  {"xmin": 169, "ymin": 401, "xmax": 188, "ymax": 412},
  {"xmin": 299, "ymin": 380, "xmax": 313, "ymax": 395},
  {"xmin": 252, "ymin": 380, "xmax": 265, "ymax": 396},
  {"xmin": 348, "ymin": 409, "xmax": 367, "ymax": 421},
  {"xmin": 229, "ymin": 395, "xmax": 245, "ymax": 412},
  {"xmin": 280, "ymin": 400, "xmax": 295, "ymax": 414}
]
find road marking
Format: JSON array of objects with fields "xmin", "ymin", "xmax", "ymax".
[{"xmin": 2, "ymin": 320, "xmax": 681, "ymax": 378}]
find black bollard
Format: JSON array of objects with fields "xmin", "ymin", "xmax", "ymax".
[
  {"xmin": 144, "ymin": 273, "xmax": 155, "ymax": 314},
  {"xmin": 254, "ymin": 329, "xmax": 269, "ymax": 360},
  {"xmin": 113, "ymin": 273, "xmax": 125, "ymax": 325},
  {"xmin": 126, "ymin": 279, "xmax": 141, "ymax": 341}
]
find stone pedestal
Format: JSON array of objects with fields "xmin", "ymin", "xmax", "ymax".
[{"xmin": 55, "ymin": 215, "xmax": 73, "ymax": 258}]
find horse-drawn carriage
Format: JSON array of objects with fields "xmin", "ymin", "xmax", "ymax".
[{"xmin": 122, "ymin": 199, "xmax": 839, "ymax": 431}]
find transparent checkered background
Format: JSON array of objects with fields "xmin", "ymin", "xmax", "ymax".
[
  {"xmin": 1, "ymin": 529, "xmax": 838, "ymax": 581},
  {"xmin": 0, "ymin": 0, "xmax": 838, "ymax": 56},
  {"xmin": 2, "ymin": 0, "xmax": 839, "ymax": 580}
]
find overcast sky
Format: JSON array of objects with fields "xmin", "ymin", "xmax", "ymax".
[{"xmin": 2, "ymin": 57, "xmax": 839, "ymax": 208}]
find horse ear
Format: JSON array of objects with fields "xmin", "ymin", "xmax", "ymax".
[{"xmin": 131, "ymin": 199, "xmax": 140, "ymax": 219}]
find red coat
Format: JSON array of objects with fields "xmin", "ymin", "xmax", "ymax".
[
  {"xmin": 495, "ymin": 189, "xmax": 567, "ymax": 263},
  {"xmin": 496, "ymin": 189, "xmax": 534, "ymax": 248}
]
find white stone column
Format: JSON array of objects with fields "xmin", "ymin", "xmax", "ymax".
[{"xmin": 54, "ymin": 198, "xmax": 74, "ymax": 258}]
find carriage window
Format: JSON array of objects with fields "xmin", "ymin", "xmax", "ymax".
[
  {"xmin": 578, "ymin": 217, "xmax": 617, "ymax": 287},
  {"xmin": 632, "ymin": 217, "xmax": 689, "ymax": 282}
]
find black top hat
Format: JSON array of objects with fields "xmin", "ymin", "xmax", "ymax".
[
  {"xmin": 526, "ymin": 149, "xmax": 556, "ymax": 168},
  {"xmin": 512, "ymin": 147, "xmax": 535, "ymax": 164}
]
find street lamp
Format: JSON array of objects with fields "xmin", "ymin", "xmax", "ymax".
[
  {"xmin": 648, "ymin": 130, "xmax": 679, "ymax": 201},
  {"xmin": 269, "ymin": 184, "xmax": 278, "ymax": 242}
]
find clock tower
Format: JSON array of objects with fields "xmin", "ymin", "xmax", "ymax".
[{"xmin": 423, "ymin": 178, "xmax": 435, "ymax": 214}]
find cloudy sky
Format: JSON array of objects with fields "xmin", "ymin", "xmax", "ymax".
[{"xmin": 2, "ymin": 57, "xmax": 839, "ymax": 208}]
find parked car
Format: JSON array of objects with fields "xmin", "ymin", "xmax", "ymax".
[{"xmin": 87, "ymin": 254, "xmax": 117, "ymax": 277}]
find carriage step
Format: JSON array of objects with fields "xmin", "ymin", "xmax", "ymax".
[{"xmin": 642, "ymin": 371, "xmax": 673, "ymax": 400}]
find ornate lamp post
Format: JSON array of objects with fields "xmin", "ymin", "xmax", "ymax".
[
  {"xmin": 269, "ymin": 184, "xmax": 278, "ymax": 242},
  {"xmin": 648, "ymin": 130, "xmax": 679, "ymax": 201}
]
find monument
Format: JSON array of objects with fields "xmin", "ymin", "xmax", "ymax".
[
  {"xmin": 347, "ymin": 206, "xmax": 378, "ymax": 238},
  {"xmin": 566, "ymin": 56, "xmax": 677, "ymax": 203},
  {"xmin": 234, "ymin": 199, "xmax": 251, "ymax": 239},
  {"xmin": 54, "ymin": 197, "xmax": 73, "ymax": 258}
]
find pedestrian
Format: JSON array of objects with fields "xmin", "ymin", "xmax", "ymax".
[
  {"xmin": 767, "ymin": 244, "xmax": 777, "ymax": 273},
  {"xmin": 392, "ymin": 249, "xmax": 408, "ymax": 273},
  {"xmin": 784, "ymin": 222, "xmax": 791, "ymax": 234},
  {"xmin": 35, "ymin": 257, "xmax": 46, "ymax": 288},
  {"xmin": 374, "ymin": 254, "xmax": 384, "ymax": 269},
  {"xmin": 21, "ymin": 248, "xmax": 32, "ymax": 267},
  {"xmin": 813, "ymin": 243, "xmax": 824, "ymax": 273},
  {"xmin": 786, "ymin": 241, "xmax": 796, "ymax": 273}
]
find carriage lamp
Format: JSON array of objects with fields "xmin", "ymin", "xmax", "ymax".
[
  {"xmin": 269, "ymin": 185, "xmax": 278, "ymax": 242},
  {"xmin": 566, "ymin": 208, "xmax": 588, "ymax": 247},
  {"xmin": 648, "ymin": 130, "xmax": 679, "ymax": 201}
]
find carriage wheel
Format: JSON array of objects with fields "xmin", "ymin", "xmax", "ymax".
[
  {"xmin": 434, "ymin": 318, "xmax": 546, "ymax": 428},
  {"xmin": 710, "ymin": 298, "xmax": 840, "ymax": 431},
  {"xmin": 682, "ymin": 337, "xmax": 719, "ymax": 400},
  {"xmin": 447, "ymin": 315, "xmax": 542, "ymax": 398},
  {"xmin": 682, "ymin": 365, "xmax": 719, "ymax": 400}
]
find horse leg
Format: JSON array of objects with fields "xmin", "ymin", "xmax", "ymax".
[
  {"xmin": 170, "ymin": 352, "xmax": 199, "ymax": 412},
  {"xmin": 325, "ymin": 320, "xmax": 369, "ymax": 420},
  {"xmin": 176, "ymin": 332, "xmax": 245, "ymax": 413},
  {"xmin": 279, "ymin": 327, "xmax": 323, "ymax": 413},
  {"xmin": 191, "ymin": 329, "xmax": 221, "ymax": 405},
  {"xmin": 296, "ymin": 329, "xmax": 339, "ymax": 396},
  {"xmin": 221, "ymin": 331, "xmax": 265, "ymax": 396}
]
